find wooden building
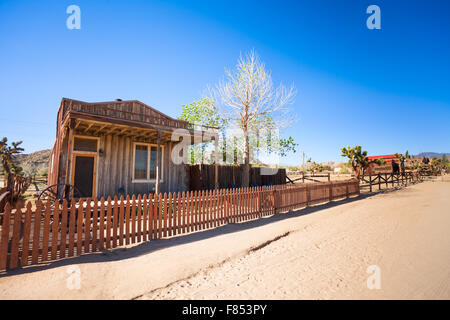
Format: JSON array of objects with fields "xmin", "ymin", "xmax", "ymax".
[
  {"xmin": 366, "ymin": 154, "xmax": 400, "ymax": 174},
  {"xmin": 47, "ymin": 98, "xmax": 218, "ymax": 199}
]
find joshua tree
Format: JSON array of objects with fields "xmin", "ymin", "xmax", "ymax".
[
  {"xmin": 395, "ymin": 150, "xmax": 410, "ymax": 174},
  {"xmin": 341, "ymin": 145, "xmax": 385, "ymax": 179},
  {"xmin": 0, "ymin": 137, "xmax": 25, "ymax": 204}
]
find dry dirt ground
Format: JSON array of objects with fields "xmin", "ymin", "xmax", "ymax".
[{"xmin": 0, "ymin": 176, "xmax": 449, "ymax": 299}]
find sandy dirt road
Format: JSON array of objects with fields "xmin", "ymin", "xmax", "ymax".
[{"xmin": 1, "ymin": 177, "xmax": 449, "ymax": 299}]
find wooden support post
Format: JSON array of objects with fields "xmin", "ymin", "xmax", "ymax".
[
  {"xmin": 328, "ymin": 172, "xmax": 330, "ymax": 182},
  {"xmin": 378, "ymin": 173, "xmax": 381, "ymax": 190},
  {"xmin": 64, "ymin": 119, "xmax": 76, "ymax": 186},
  {"xmin": 214, "ymin": 134, "xmax": 219, "ymax": 190},
  {"xmin": 385, "ymin": 173, "xmax": 388, "ymax": 188},
  {"xmin": 391, "ymin": 173, "xmax": 394, "ymax": 187},
  {"xmin": 369, "ymin": 174, "xmax": 373, "ymax": 193},
  {"xmin": 155, "ymin": 130, "xmax": 161, "ymax": 195}
]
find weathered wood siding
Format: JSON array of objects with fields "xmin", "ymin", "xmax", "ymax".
[
  {"xmin": 56, "ymin": 133, "xmax": 188, "ymax": 198},
  {"xmin": 95, "ymin": 135, "xmax": 188, "ymax": 198}
]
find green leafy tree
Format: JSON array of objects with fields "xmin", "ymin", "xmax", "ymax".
[
  {"xmin": 341, "ymin": 145, "xmax": 385, "ymax": 178},
  {"xmin": 178, "ymin": 98, "xmax": 226, "ymax": 164},
  {"xmin": 279, "ymin": 136, "xmax": 298, "ymax": 157},
  {"xmin": 178, "ymin": 98, "xmax": 223, "ymax": 129}
]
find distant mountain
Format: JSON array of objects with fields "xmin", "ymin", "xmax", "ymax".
[
  {"xmin": 413, "ymin": 152, "xmax": 450, "ymax": 159},
  {"xmin": 9, "ymin": 149, "xmax": 51, "ymax": 176}
]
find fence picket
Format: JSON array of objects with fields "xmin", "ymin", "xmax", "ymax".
[
  {"xmin": 188, "ymin": 191, "xmax": 193, "ymax": 233},
  {"xmin": 31, "ymin": 201, "xmax": 42, "ymax": 264},
  {"xmin": 42, "ymin": 202, "xmax": 52, "ymax": 261},
  {"xmin": 98, "ymin": 198, "xmax": 105, "ymax": 251},
  {"xmin": 9, "ymin": 204, "xmax": 23, "ymax": 269},
  {"xmin": 177, "ymin": 192, "xmax": 182, "ymax": 235},
  {"xmin": 131, "ymin": 195, "xmax": 137, "ymax": 243},
  {"xmin": 105, "ymin": 197, "xmax": 112, "ymax": 249},
  {"xmin": 112, "ymin": 196, "xmax": 119, "ymax": 248},
  {"xmin": 0, "ymin": 203, "xmax": 11, "ymax": 270},
  {"xmin": 181, "ymin": 192, "xmax": 185, "ymax": 234},
  {"xmin": 153, "ymin": 193, "xmax": 158, "ymax": 239},
  {"xmin": 137, "ymin": 195, "xmax": 142, "ymax": 242},
  {"xmin": 142, "ymin": 194, "xmax": 148, "ymax": 241},
  {"xmin": 193, "ymin": 191, "xmax": 198, "ymax": 231},
  {"xmin": 125, "ymin": 195, "xmax": 131, "ymax": 244},
  {"xmin": 84, "ymin": 200, "xmax": 92, "ymax": 253},
  {"xmin": 59, "ymin": 200, "xmax": 68, "ymax": 258},
  {"xmin": 167, "ymin": 193, "xmax": 173, "ymax": 237},
  {"xmin": 92, "ymin": 199, "xmax": 98, "ymax": 252},
  {"xmin": 68, "ymin": 203, "xmax": 76, "ymax": 257},
  {"xmin": 20, "ymin": 202, "xmax": 33, "ymax": 266},
  {"xmin": 158, "ymin": 193, "xmax": 163, "ymax": 239},
  {"xmin": 119, "ymin": 196, "xmax": 125, "ymax": 246},
  {"xmin": 76, "ymin": 199, "xmax": 84, "ymax": 255}
]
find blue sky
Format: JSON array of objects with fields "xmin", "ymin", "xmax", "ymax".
[{"xmin": 0, "ymin": 0, "xmax": 449, "ymax": 165}]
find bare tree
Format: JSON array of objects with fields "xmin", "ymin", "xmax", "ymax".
[{"xmin": 209, "ymin": 50, "xmax": 296, "ymax": 187}]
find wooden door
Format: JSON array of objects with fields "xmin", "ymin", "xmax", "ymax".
[{"xmin": 72, "ymin": 154, "xmax": 96, "ymax": 198}]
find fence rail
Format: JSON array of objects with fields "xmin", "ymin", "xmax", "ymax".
[
  {"xmin": 359, "ymin": 171, "xmax": 421, "ymax": 192},
  {"xmin": 0, "ymin": 179, "xmax": 359, "ymax": 272}
]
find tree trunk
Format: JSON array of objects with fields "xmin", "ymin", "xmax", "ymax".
[
  {"xmin": 6, "ymin": 173, "xmax": 14, "ymax": 204},
  {"xmin": 242, "ymin": 125, "xmax": 250, "ymax": 187},
  {"xmin": 2, "ymin": 161, "xmax": 14, "ymax": 204}
]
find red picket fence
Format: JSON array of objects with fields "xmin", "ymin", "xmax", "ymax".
[{"xmin": 0, "ymin": 179, "xmax": 359, "ymax": 272}]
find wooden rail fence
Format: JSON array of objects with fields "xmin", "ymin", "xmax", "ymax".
[
  {"xmin": 359, "ymin": 171, "xmax": 422, "ymax": 192},
  {"xmin": 0, "ymin": 179, "xmax": 359, "ymax": 272}
]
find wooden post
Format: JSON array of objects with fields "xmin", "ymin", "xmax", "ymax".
[
  {"xmin": 64, "ymin": 118, "xmax": 76, "ymax": 186},
  {"xmin": 155, "ymin": 130, "xmax": 161, "ymax": 195},
  {"xmin": 369, "ymin": 174, "xmax": 372, "ymax": 193},
  {"xmin": 214, "ymin": 133, "xmax": 219, "ymax": 190},
  {"xmin": 385, "ymin": 173, "xmax": 388, "ymax": 188},
  {"xmin": 378, "ymin": 174, "xmax": 381, "ymax": 190},
  {"xmin": 328, "ymin": 172, "xmax": 330, "ymax": 182}
]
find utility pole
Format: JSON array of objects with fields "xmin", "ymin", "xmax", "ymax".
[{"xmin": 301, "ymin": 150, "xmax": 306, "ymax": 173}]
